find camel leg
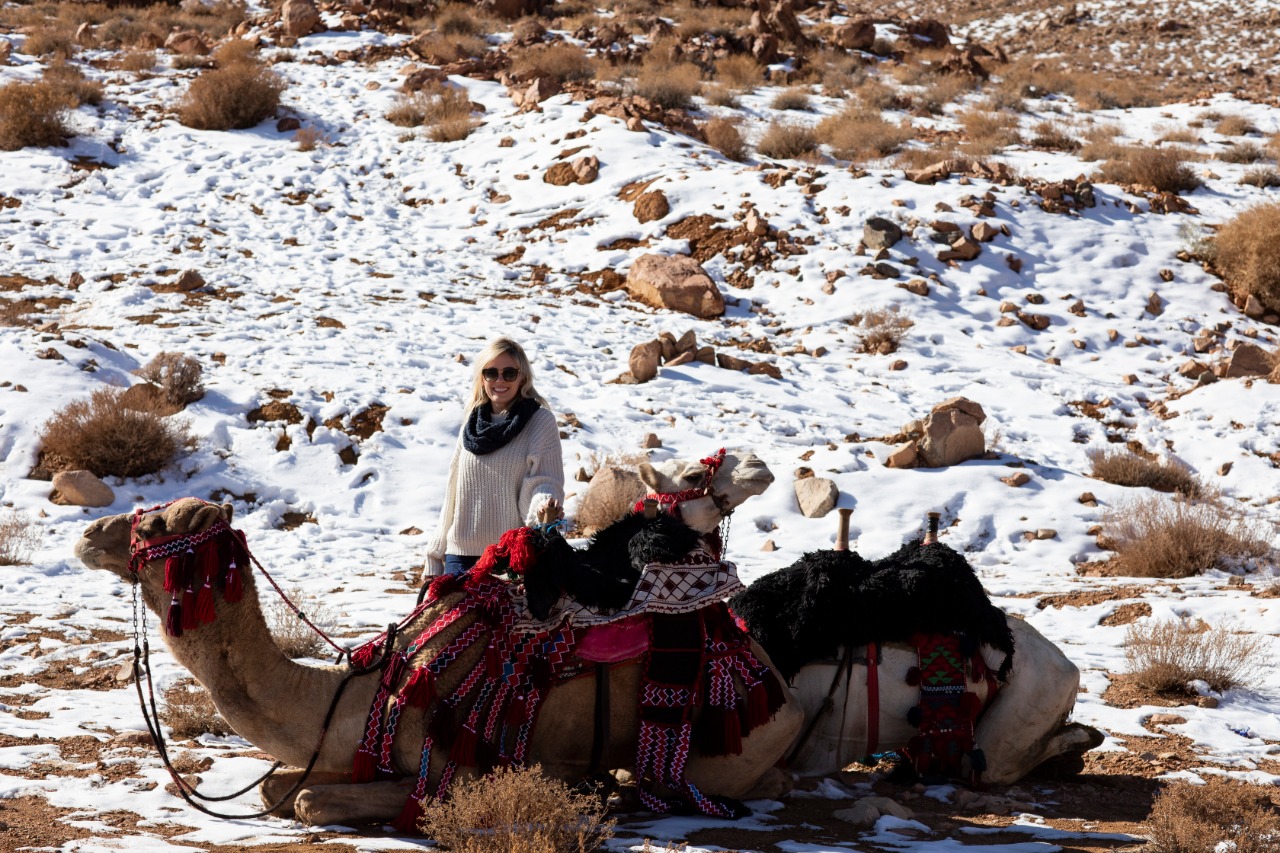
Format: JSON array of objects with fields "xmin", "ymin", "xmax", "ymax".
[
  {"xmin": 259, "ymin": 769, "xmax": 352, "ymax": 818},
  {"xmin": 294, "ymin": 780, "xmax": 416, "ymax": 827},
  {"xmin": 739, "ymin": 765, "xmax": 793, "ymax": 800},
  {"xmin": 971, "ymin": 617, "xmax": 1097, "ymax": 784}
]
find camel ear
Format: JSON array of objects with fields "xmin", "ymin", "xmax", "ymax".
[
  {"xmin": 637, "ymin": 462, "xmax": 661, "ymax": 491},
  {"xmin": 221, "ymin": 503, "xmax": 234, "ymax": 523}
]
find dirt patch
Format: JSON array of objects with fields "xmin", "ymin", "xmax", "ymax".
[
  {"xmin": 1101, "ymin": 671, "xmax": 1214, "ymax": 710},
  {"xmin": 1037, "ymin": 586, "xmax": 1150, "ymax": 609},
  {"xmin": 666, "ymin": 214, "xmax": 749, "ymax": 264},
  {"xmin": 1100, "ymin": 601, "xmax": 1152, "ymax": 626}
]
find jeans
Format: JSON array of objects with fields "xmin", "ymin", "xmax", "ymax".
[{"xmin": 444, "ymin": 554, "xmax": 479, "ymax": 576}]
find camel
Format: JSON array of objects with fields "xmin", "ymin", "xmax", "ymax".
[{"xmin": 74, "ymin": 451, "xmax": 802, "ymax": 829}]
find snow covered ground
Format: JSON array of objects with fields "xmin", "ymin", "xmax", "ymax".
[{"xmin": 1, "ymin": 5, "xmax": 1278, "ymax": 851}]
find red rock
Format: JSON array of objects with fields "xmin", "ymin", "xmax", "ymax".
[{"xmin": 626, "ymin": 255, "xmax": 725, "ymax": 319}]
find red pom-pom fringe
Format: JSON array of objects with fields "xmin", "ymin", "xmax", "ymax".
[
  {"xmin": 195, "ymin": 582, "xmax": 216, "ymax": 624},
  {"xmin": 403, "ymin": 669, "xmax": 435, "ymax": 708},
  {"xmin": 351, "ymin": 750, "xmax": 377, "ymax": 784},
  {"xmin": 165, "ymin": 597, "xmax": 183, "ymax": 638},
  {"xmin": 223, "ymin": 562, "xmax": 243, "ymax": 603},
  {"xmin": 392, "ymin": 796, "xmax": 424, "ymax": 834},
  {"xmin": 181, "ymin": 587, "xmax": 199, "ymax": 631},
  {"xmin": 164, "ymin": 556, "xmax": 181, "ymax": 593}
]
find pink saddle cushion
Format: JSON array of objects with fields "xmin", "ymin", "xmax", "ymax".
[{"xmin": 576, "ymin": 616, "xmax": 650, "ymax": 663}]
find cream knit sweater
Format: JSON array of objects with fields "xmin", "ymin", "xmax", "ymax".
[{"xmin": 425, "ymin": 405, "xmax": 563, "ymax": 573}]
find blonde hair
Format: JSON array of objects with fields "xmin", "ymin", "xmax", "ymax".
[{"xmin": 466, "ymin": 337, "xmax": 551, "ymax": 413}]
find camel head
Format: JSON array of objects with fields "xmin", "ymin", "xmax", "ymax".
[
  {"xmin": 638, "ymin": 451, "xmax": 774, "ymax": 532},
  {"xmin": 76, "ymin": 499, "xmax": 234, "ymax": 582}
]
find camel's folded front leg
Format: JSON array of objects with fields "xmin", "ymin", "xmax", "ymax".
[
  {"xmin": 294, "ymin": 780, "xmax": 417, "ymax": 827},
  {"xmin": 260, "ymin": 769, "xmax": 353, "ymax": 818}
]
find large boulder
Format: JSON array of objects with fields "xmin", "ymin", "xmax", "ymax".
[
  {"xmin": 1221, "ymin": 342, "xmax": 1273, "ymax": 378},
  {"xmin": 281, "ymin": 0, "xmax": 322, "ymax": 39},
  {"xmin": 51, "ymin": 470, "xmax": 115, "ymax": 507},
  {"xmin": 795, "ymin": 476, "xmax": 838, "ymax": 518},
  {"xmin": 625, "ymin": 254, "xmax": 725, "ymax": 319},
  {"xmin": 917, "ymin": 397, "xmax": 987, "ymax": 468},
  {"xmin": 834, "ymin": 20, "xmax": 876, "ymax": 50}
]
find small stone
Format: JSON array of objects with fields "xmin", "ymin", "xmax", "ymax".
[
  {"xmin": 889, "ymin": 359, "xmax": 907, "ymax": 371},
  {"xmin": 51, "ymin": 470, "xmax": 115, "ymax": 507},
  {"xmin": 175, "ymin": 269, "xmax": 205, "ymax": 291},
  {"xmin": 1218, "ymin": 461, "xmax": 1233, "ymax": 476},
  {"xmin": 1079, "ymin": 491, "xmax": 1097, "ymax": 505},
  {"xmin": 1159, "ymin": 268, "xmax": 1174, "ymax": 282},
  {"xmin": 1147, "ymin": 713, "xmax": 1187, "ymax": 726},
  {"xmin": 1035, "ymin": 528, "xmax": 1057, "ymax": 540},
  {"xmin": 1001, "ymin": 471, "xmax": 1031, "ymax": 487},
  {"xmin": 761, "ymin": 539, "xmax": 777, "ymax": 552},
  {"xmin": 863, "ymin": 216, "xmax": 903, "ymax": 250},
  {"xmin": 885, "ymin": 441, "xmax": 918, "ymax": 469},
  {"xmin": 1197, "ymin": 696, "xmax": 1219, "ymax": 709},
  {"xmin": 897, "ymin": 278, "xmax": 929, "ymax": 296},
  {"xmin": 499, "ymin": 137, "xmax": 515, "ymax": 147},
  {"xmin": 641, "ymin": 433, "xmax": 662, "ymax": 449}
]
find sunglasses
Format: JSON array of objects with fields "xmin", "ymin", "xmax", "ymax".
[{"xmin": 481, "ymin": 367, "xmax": 521, "ymax": 382}]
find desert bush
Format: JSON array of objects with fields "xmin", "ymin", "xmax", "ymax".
[
  {"xmin": 1147, "ymin": 776, "xmax": 1280, "ymax": 853},
  {"xmin": 19, "ymin": 22, "xmax": 78, "ymax": 58},
  {"xmin": 434, "ymin": 2, "xmax": 486, "ymax": 36},
  {"xmin": 171, "ymin": 53, "xmax": 214, "ymax": 71},
  {"xmin": 702, "ymin": 117, "xmax": 747, "ymax": 161},
  {"xmin": 916, "ymin": 73, "xmax": 978, "ymax": 115},
  {"xmin": 1087, "ymin": 447, "xmax": 1202, "ymax": 496},
  {"xmin": 853, "ymin": 77, "xmax": 900, "ymax": 111},
  {"xmin": 112, "ymin": 50, "xmax": 157, "ymax": 73},
  {"xmin": 1241, "ymin": 167, "xmax": 1280, "ymax": 188},
  {"xmin": 178, "ymin": 57, "xmax": 285, "ymax": 131},
  {"xmin": 996, "ymin": 60, "xmax": 1151, "ymax": 110},
  {"xmin": 385, "ymin": 83, "xmax": 476, "ymax": 142},
  {"xmin": 958, "ymin": 104, "xmax": 1021, "ymax": 155},
  {"xmin": 1029, "ymin": 120, "xmax": 1079, "ymax": 151},
  {"xmin": 418, "ymin": 763, "xmax": 614, "ymax": 853},
  {"xmin": 407, "ymin": 32, "xmax": 490, "ymax": 64},
  {"xmin": 0, "ymin": 80, "xmax": 70, "ymax": 150},
  {"xmin": 714, "ymin": 53, "xmax": 761, "ymax": 92},
  {"xmin": 816, "ymin": 103, "xmax": 910, "ymax": 161},
  {"xmin": 1125, "ymin": 617, "xmax": 1272, "ymax": 694},
  {"xmin": 893, "ymin": 145, "xmax": 965, "ymax": 170},
  {"xmin": 755, "ymin": 120, "xmax": 818, "ymax": 160},
  {"xmin": 38, "ymin": 386, "xmax": 192, "ymax": 478},
  {"xmin": 0, "ymin": 510, "xmax": 41, "ymax": 566},
  {"xmin": 632, "ymin": 61, "xmax": 701, "ymax": 110},
  {"xmin": 1095, "ymin": 146, "xmax": 1201, "ymax": 193},
  {"xmin": 211, "ymin": 37, "xmax": 259, "ymax": 68},
  {"xmin": 1221, "ymin": 140, "xmax": 1265, "ymax": 164},
  {"xmin": 1100, "ymin": 493, "xmax": 1273, "ymax": 578},
  {"xmin": 43, "ymin": 61, "xmax": 103, "ymax": 107},
  {"xmin": 675, "ymin": 5, "xmax": 751, "ymax": 39},
  {"xmin": 818, "ymin": 52, "xmax": 865, "ymax": 97},
  {"xmin": 1213, "ymin": 202, "xmax": 1280, "ymax": 313},
  {"xmin": 850, "ymin": 305, "xmax": 913, "ymax": 355},
  {"xmin": 509, "ymin": 43, "xmax": 593, "ymax": 85},
  {"xmin": 770, "ymin": 86, "xmax": 811, "ymax": 111},
  {"xmin": 1155, "ymin": 124, "xmax": 1200, "ymax": 145},
  {"xmin": 702, "ymin": 83, "xmax": 739, "ymax": 108},
  {"xmin": 1215, "ymin": 114, "xmax": 1259, "ymax": 137},
  {"xmin": 265, "ymin": 586, "xmax": 336, "ymax": 659},
  {"xmin": 294, "ymin": 125, "xmax": 324, "ymax": 151},
  {"xmin": 163, "ymin": 678, "xmax": 231, "ymax": 739},
  {"xmin": 133, "ymin": 351, "xmax": 205, "ymax": 408}
]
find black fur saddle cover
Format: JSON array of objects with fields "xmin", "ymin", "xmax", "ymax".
[{"xmin": 728, "ymin": 541, "xmax": 1015, "ymax": 684}]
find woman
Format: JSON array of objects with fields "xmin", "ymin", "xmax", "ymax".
[{"xmin": 426, "ymin": 337, "xmax": 564, "ymax": 576}]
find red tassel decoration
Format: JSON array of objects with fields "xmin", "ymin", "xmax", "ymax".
[
  {"xmin": 350, "ymin": 642, "xmax": 377, "ymax": 671},
  {"xmin": 166, "ymin": 595, "xmax": 184, "ymax": 638},
  {"xmin": 163, "ymin": 556, "xmax": 181, "ymax": 593},
  {"xmin": 403, "ymin": 669, "xmax": 436, "ymax": 708},
  {"xmin": 195, "ymin": 581, "xmax": 216, "ymax": 624},
  {"xmin": 392, "ymin": 796, "xmax": 424, "ymax": 834},
  {"xmin": 223, "ymin": 560, "xmax": 243, "ymax": 603},
  {"xmin": 351, "ymin": 750, "xmax": 377, "ymax": 783},
  {"xmin": 473, "ymin": 543, "xmax": 501, "ymax": 575},
  {"xmin": 181, "ymin": 585, "xmax": 199, "ymax": 631},
  {"xmin": 505, "ymin": 528, "xmax": 537, "ymax": 575},
  {"xmin": 746, "ymin": 683, "xmax": 771, "ymax": 729},
  {"xmin": 450, "ymin": 726, "xmax": 478, "ymax": 766}
]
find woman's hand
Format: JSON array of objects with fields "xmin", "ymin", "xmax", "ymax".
[{"xmin": 535, "ymin": 498, "xmax": 564, "ymax": 526}]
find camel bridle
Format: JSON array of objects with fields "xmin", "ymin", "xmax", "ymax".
[{"xmin": 124, "ymin": 499, "xmax": 401, "ymax": 820}]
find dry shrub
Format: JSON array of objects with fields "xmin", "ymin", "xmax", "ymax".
[
  {"xmin": 997, "ymin": 60, "xmax": 1150, "ymax": 110},
  {"xmin": 133, "ymin": 351, "xmax": 205, "ymax": 408},
  {"xmin": 162, "ymin": 678, "xmax": 231, "ymax": 739},
  {"xmin": 38, "ymin": 386, "xmax": 192, "ymax": 478},
  {"xmin": 702, "ymin": 83, "xmax": 739, "ymax": 108},
  {"xmin": 1096, "ymin": 146, "xmax": 1201, "ymax": 193},
  {"xmin": 632, "ymin": 61, "xmax": 701, "ymax": 110},
  {"xmin": 1029, "ymin": 120, "xmax": 1079, "ymax": 151},
  {"xmin": 853, "ymin": 77, "xmax": 899, "ymax": 111},
  {"xmin": 1087, "ymin": 447, "xmax": 1202, "ymax": 496},
  {"xmin": 294, "ymin": 125, "xmax": 324, "ymax": 151},
  {"xmin": 675, "ymin": 5, "xmax": 751, "ymax": 39},
  {"xmin": 1124, "ymin": 617, "xmax": 1272, "ymax": 694},
  {"xmin": 43, "ymin": 61, "xmax": 104, "ymax": 107},
  {"xmin": 0, "ymin": 80, "xmax": 70, "ymax": 150},
  {"xmin": 1101, "ymin": 494, "xmax": 1273, "ymax": 578},
  {"xmin": 434, "ymin": 2, "xmax": 487, "ymax": 36},
  {"xmin": 1148, "ymin": 776, "xmax": 1280, "ymax": 853},
  {"xmin": 1156, "ymin": 125, "xmax": 1200, "ymax": 145},
  {"xmin": 509, "ymin": 43, "xmax": 593, "ymax": 85},
  {"xmin": 385, "ymin": 83, "xmax": 476, "ymax": 142},
  {"xmin": 770, "ymin": 86, "xmax": 811, "ymax": 111},
  {"xmin": 916, "ymin": 73, "xmax": 978, "ymax": 115},
  {"xmin": 408, "ymin": 32, "xmax": 490, "ymax": 64},
  {"xmin": 178, "ymin": 55, "xmax": 285, "ymax": 131},
  {"xmin": 715, "ymin": 53, "xmax": 761, "ymax": 92},
  {"xmin": 1221, "ymin": 140, "xmax": 1265, "ymax": 164},
  {"xmin": 0, "ymin": 510, "xmax": 42, "ymax": 566},
  {"xmin": 958, "ymin": 104, "xmax": 1021, "ymax": 155},
  {"xmin": 172, "ymin": 53, "xmax": 214, "ymax": 71},
  {"xmin": 1241, "ymin": 167, "xmax": 1280, "ymax": 188},
  {"xmin": 893, "ymin": 145, "xmax": 964, "ymax": 170},
  {"xmin": 702, "ymin": 117, "xmax": 747, "ymax": 161},
  {"xmin": 18, "ymin": 22, "xmax": 78, "ymax": 59},
  {"xmin": 755, "ymin": 120, "xmax": 818, "ymax": 160},
  {"xmin": 1215, "ymin": 114, "xmax": 1259, "ymax": 137},
  {"xmin": 112, "ymin": 50, "xmax": 157, "ymax": 73},
  {"xmin": 265, "ymin": 586, "xmax": 336, "ymax": 659},
  {"xmin": 1213, "ymin": 202, "xmax": 1280, "ymax": 313},
  {"xmin": 418, "ymin": 763, "xmax": 614, "ymax": 853},
  {"xmin": 851, "ymin": 305, "xmax": 913, "ymax": 354},
  {"xmin": 818, "ymin": 51, "xmax": 866, "ymax": 97},
  {"xmin": 816, "ymin": 103, "xmax": 910, "ymax": 161}
]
